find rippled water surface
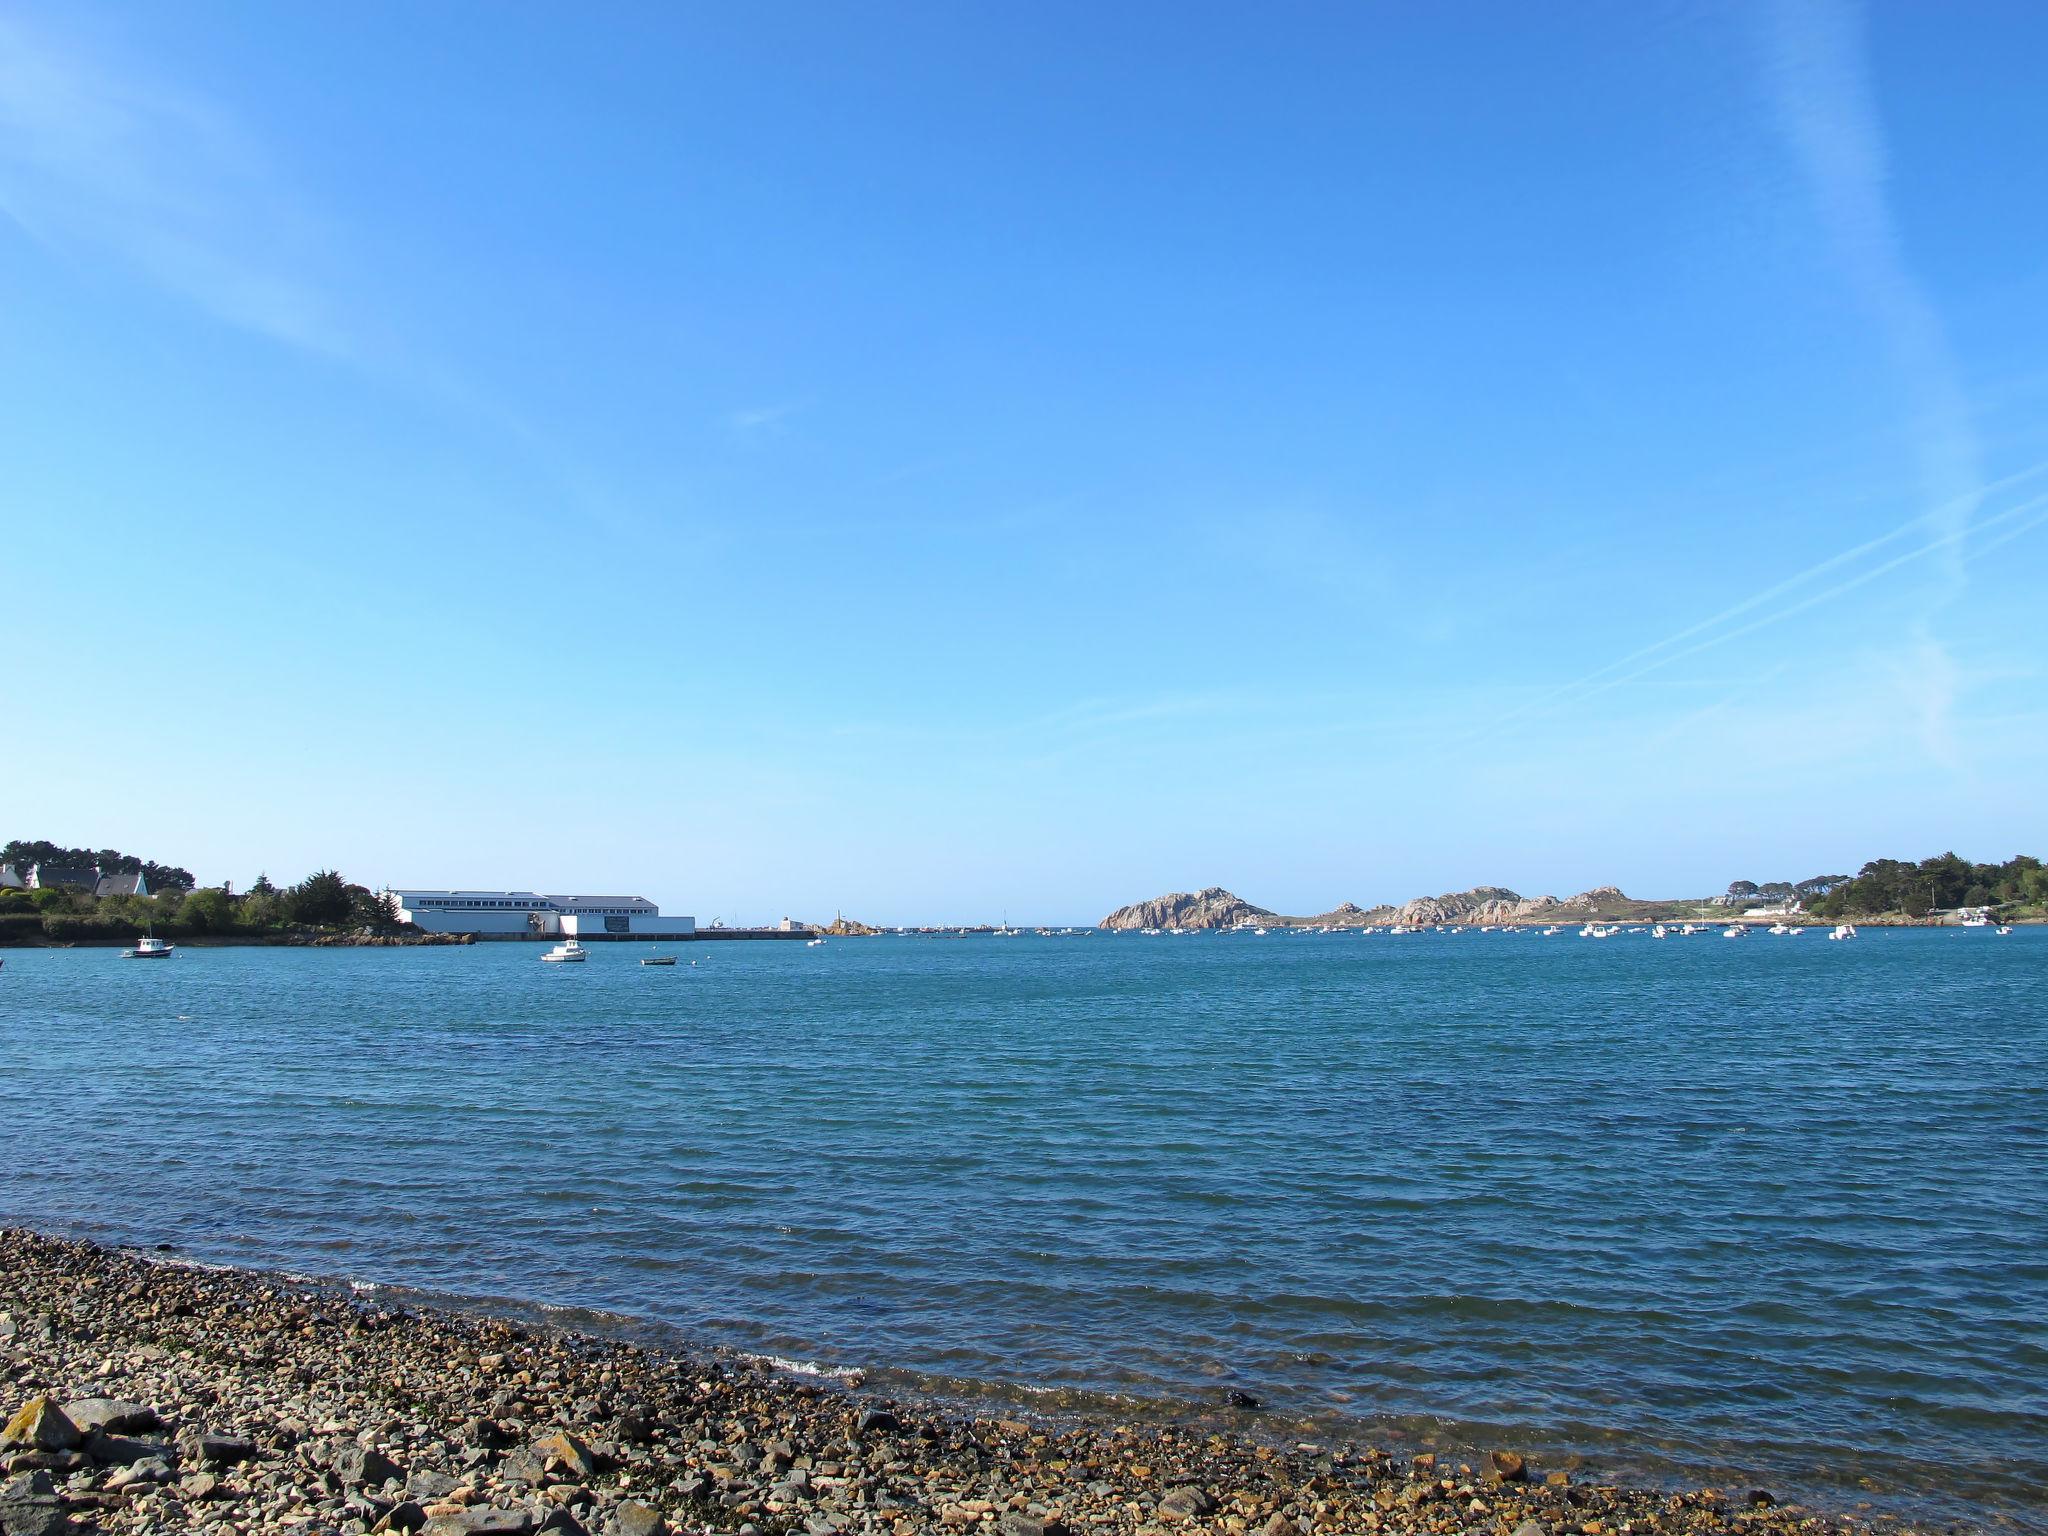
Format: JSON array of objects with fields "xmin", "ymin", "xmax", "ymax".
[{"xmin": 3, "ymin": 930, "xmax": 2043, "ymax": 1523}]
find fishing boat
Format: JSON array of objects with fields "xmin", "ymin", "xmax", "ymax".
[
  {"xmin": 540, "ymin": 939, "xmax": 588, "ymax": 963},
  {"xmin": 640, "ymin": 954, "xmax": 677, "ymax": 966},
  {"xmin": 1828, "ymin": 924, "xmax": 1857, "ymax": 941},
  {"xmin": 806, "ymin": 937, "xmax": 826, "ymax": 947},
  {"xmin": 122, "ymin": 934, "xmax": 175, "ymax": 960}
]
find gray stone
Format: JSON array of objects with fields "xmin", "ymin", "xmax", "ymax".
[
  {"xmin": 497, "ymin": 1448, "xmax": 546, "ymax": 1484},
  {"xmin": 1001, "ymin": 1516, "xmax": 1066, "ymax": 1536},
  {"xmin": 459, "ymin": 1417, "xmax": 510, "ymax": 1449},
  {"xmin": 423, "ymin": 1511, "xmax": 537, "ymax": 1535},
  {"xmin": 1158, "ymin": 1485, "xmax": 1217, "ymax": 1520},
  {"xmin": 105, "ymin": 1457, "xmax": 174, "ymax": 1490},
  {"xmin": 408, "ymin": 1469, "xmax": 460, "ymax": 1500},
  {"xmin": 59, "ymin": 1400, "xmax": 158, "ymax": 1436},
  {"xmin": 177, "ymin": 1428, "xmax": 258, "ymax": 1466},
  {"xmin": 0, "ymin": 1498, "xmax": 75, "ymax": 1536},
  {"xmin": 1513, "ymin": 1522, "xmax": 1546, "ymax": 1536},
  {"xmin": 0, "ymin": 1475, "xmax": 71, "ymax": 1536},
  {"xmin": 83, "ymin": 1432, "xmax": 168, "ymax": 1466},
  {"xmin": 607, "ymin": 1501, "xmax": 665, "ymax": 1536},
  {"xmin": 334, "ymin": 1443, "xmax": 405, "ymax": 1487}
]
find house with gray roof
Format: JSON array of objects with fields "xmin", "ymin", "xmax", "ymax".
[{"xmin": 23, "ymin": 864, "xmax": 150, "ymax": 899}]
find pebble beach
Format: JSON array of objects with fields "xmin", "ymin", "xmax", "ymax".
[{"xmin": 0, "ymin": 1230, "xmax": 1955, "ymax": 1536}]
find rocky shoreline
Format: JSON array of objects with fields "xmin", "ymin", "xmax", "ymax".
[{"xmin": 0, "ymin": 1231, "xmax": 1962, "ymax": 1536}]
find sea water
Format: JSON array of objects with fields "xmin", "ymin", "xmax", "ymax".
[{"xmin": 2, "ymin": 929, "xmax": 2041, "ymax": 1524}]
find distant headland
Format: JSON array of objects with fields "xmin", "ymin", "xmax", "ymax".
[{"xmin": 1101, "ymin": 852, "xmax": 2048, "ymax": 929}]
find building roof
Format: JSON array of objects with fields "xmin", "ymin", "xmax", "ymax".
[
  {"xmin": 0, "ymin": 863, "xmax": 23, "ymax": 890},
  {"xmin": 30, "ymin": 865, "xmax": 101, "ymax": 891},
  {"xmin": 93, "ymin": 869, "xmax": 149, "ymax": 899}
]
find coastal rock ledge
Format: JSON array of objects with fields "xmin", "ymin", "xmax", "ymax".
[
  {"xmin": 1099, "ymin": 888, "xmax": 1275, "ymax": 930},
  {"xmin": 0, "ymin": 1228, "xmax": 1938, "ymax": 1536}
]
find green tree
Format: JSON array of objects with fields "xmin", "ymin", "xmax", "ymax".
[
  {"xmin": 239, "ymin": 888, "xmax": 287, "ymax": 929},
  {"xmin": 287, "ymin": 870, "xmax": 356, "ymax": 927},
  {"xmin": 352, "ymin": 887, "xmax": 401, "ymax": 932},
  {"xmin": 180, "ymin": 887, "xmax": 238, "ymax": 934}
]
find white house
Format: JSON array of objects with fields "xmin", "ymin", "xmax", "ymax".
[
  {"xmin": 1, "ymin": 862, "xmax": 149, "ymax": 898},
  {"xmin": 387, "ymin": 889, "xmax": 695, "ymax": 938}
]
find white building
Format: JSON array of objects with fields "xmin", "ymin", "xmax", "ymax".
[{"xmin": 388, "ymin": 889, "xmax": 695, "ymax": 938}]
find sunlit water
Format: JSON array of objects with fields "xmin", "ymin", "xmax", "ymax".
[{"xmin": 2, "ymin": 929, "xmax": 2042, "ymax": 1525}]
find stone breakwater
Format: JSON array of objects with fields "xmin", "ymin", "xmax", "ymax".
[{"xmin": 0, "ymin": 1231, "xmax": 1937, "ymax": 1536}]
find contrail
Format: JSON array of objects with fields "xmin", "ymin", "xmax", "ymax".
[
  {"xmin": 1762, "ymin": 0, "xmax": 1983, "ymax": 601},
  {"xmin": 1461, "ymin": 460, "xmax": 2048, "ymax": 743},
  {"xmin": 1543, "ymin": 492, "xmax": 2048, "ymax": 715}
]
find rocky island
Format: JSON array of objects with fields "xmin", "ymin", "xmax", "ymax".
[
  {"xmin": 1098, "ymin": 887, "xmax": 1640, "ymax": 931},
  {"xmin": 0, "ymin": 1229, "xmax": 1934, "ymax": 1536}
]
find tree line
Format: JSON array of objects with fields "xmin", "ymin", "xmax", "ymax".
[
  {"xmin": 0, "ymin": 866, "xmax": 401, "ymax": 943},
  {"xmin": 1806, "ymin": 852, "xmax": 2047, "ymax": 918}
]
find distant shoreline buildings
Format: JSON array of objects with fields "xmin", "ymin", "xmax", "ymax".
[
  {"xmin": 0, "ymin": 862, "xmax": 151, "ymax": 899},
  {"xmin": 387, "ymin": 889, "xmax": 696, "ymax": 938}
]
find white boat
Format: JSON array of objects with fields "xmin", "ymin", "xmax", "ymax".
[
  {"xmin": 1829, "ymin": 924, "xmax": 1857, "ymax": 941},
  {"xmin": 1651, "ymin": 925, "xmax": 1667, "ymax": 939},
  {"xmin": 1722, "ymin": 926, "xmax": 1745, "ymax": 938},
  {"xmin": 122, "ymin": 934, "xmax": 174, "ymax": 960},
  {"xmin": 540, "ymin": 940, "xmax": 588, "ymax": 963},
  {"xmin": 806, "ymin": 937, "xmax": 826, "ymax": 947},
  {"xmin": 1996, "ymin": 925, "xmax": 2013, "ymax": 935}
]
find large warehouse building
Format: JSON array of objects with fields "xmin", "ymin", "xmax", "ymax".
[{"xmin": 388, "ymin": 889, "xmax": 696, "ymax": 938}]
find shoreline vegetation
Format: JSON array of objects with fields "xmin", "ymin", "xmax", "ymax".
[
  {"xmin": 1, "ymin": 840, "xmax": 428, "ymax": 950},
  {"xmin": 0, "ymin": 1229, "xmax": 1943, "ymax": 1536}
]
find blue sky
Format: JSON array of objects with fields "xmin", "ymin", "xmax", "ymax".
[{"xmin": 4, "ymin": 2, "xmax": 2046, "ymax": 922}]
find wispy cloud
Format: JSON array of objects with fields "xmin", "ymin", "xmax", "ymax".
[
  {"xmin": 1439, "ymin": 4, "xmax": 2021, "ymax": 767},
  {"xmin": 1759, "ymin": 0, "xmax": 1981, "ymax": 595},
  {"xmin": 725, "ymin": 402, "xmax": 803, "ymax": 440},
  {"xmin": 0, "ymin": 10, "xmax": 352, "ymax": 357},
  {"xmin": 0, "ymin": 12, "xmax": 657, "ymax": 538}
]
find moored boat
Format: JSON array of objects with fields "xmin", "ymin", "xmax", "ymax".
[
  {"xmin": 122, "ymin": 934, "xmax": 175, "ymax": 960},
  {"xmin": 541, "ymin": 940, "xmax": 588, "ymax": 963}
]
